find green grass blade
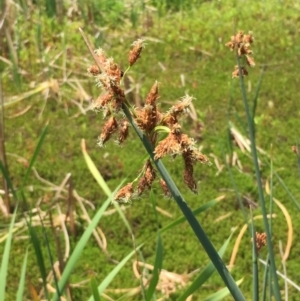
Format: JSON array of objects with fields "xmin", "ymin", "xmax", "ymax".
[
  {"xmin": 82, "ymin": 139, "xmax": 137, "ymax": 251},
  {"xmin": 146, "ymin": 234, "xmax": 163, "ymax": 300},
  {"xmin": 52, "ymin": 194, "xmax": 113, "ymax": 301},
  {"xmin": 261, "ymin": 254, "xmax": 270, "ymax": 301},
  {"xmin": 236, "ymin": 55, "xmax": 281, "ymax": 301},
  {"xmin": 0, "ymin": 206, "xmax": 18, "ymax": 299},
  {"xmin": 177, "ymin": 231, "xmax": 234, "ymax": 301},
  {"xmin": 21, "ymin": 124, "xmax": 48, "ymax": 190},
  {"xmin": 16, "ymin": 247, "xmax": 29, "ymax": 301},
  {"xmin": 274, "ymin": 171, "xmax": 300, "ymax": 210},
  {"xmin": 87, "ymin": 244, "xmax": 144, "ymax": 301},
  {"xmin": 0, "ymin": 160, "xmax": 17, "ymax": 200},
  {"xmin": 252, "ymin": 68, "xmax": 264, "ymax": 124},
  {"xmin": 90, "ymin": 277, "xmax": 101, "ymax": 301},
  {"xmin": 250, "ymin": 209, "xmax": 258, "ymax": 301},
  {"xmin": 121, "ymin": 103, "xmax": 246, "ymax": 301},
  {"xmin": 81, "ymin": 139, "xmax": 111, "ymax": 197},
  {"xmin": 39, "ymin": 213, "xmax": 61, "ymax": 297},
  {"xmin": 202, "ymin": 278, "xmax": 244, "ymax": 301},
  {"xmin": 27, "ymin": 219, "xmax": 49, "ymax": 300}
]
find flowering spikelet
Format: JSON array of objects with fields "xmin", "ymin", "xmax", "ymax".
[
  {"xmin": 145, "ymin": 81, "xmax": 159, "ymax": 105},
  {"xmin": 87, "ymin": 65, "xmax": 101, "ymax": 75},
  {"xmin": 110, "ymin": 82, "xmax": 126, "ymax": 104},
  {"xmin": 183, "ymin": 150, "xmax": 197, "ymax": 193},
  {"xmin": 137, "ymin": 160, "xmax": 156, "ymax": 195},
  {"xmin": 98, "ymin": 116, "xmax": 118, "ymax": 147},
  {"xmin": 292, "ymin": 145, "xmax": 299, "ymax": 155},
  {"xmin": 135, "ymin": 81, "xmax": 160, "ymax": 132},
  {"xmin": 95, "ymin": 48, "xmax": 108, "ymax": 65},
  {"xmin": 193, "ymin": 151, "xmax": 210, "ymax": 165},
  {"xmin": 93, "ymin": 92, "xmax": 114, "ymax": 110},
  {"xmin": 114, "ymin": 183, "xmax": 134, "ymax": 203},
  {"xmin": 225, "ymin": 31, "xmax": 255, "ymax": 76},
  {"xmin": 129, "ymin": 39, "xmax": 144, "ymax": 66},
  {"xmin": 162, "ymin": 96, "xmax": 193, "ymax": 127},
  {"xmin": 232, "ymin": 65, "xmax": 248, "ymax": 78},
  {"xmin": 154, "ymin": 124, "xmax": 194, "ymax": 160},
  {"xmin": 104, "ymin": 58, "xmax": 123, "ymax": 83},
  {"xmin": 118, "ymin": 120, "xmax": 129, "ymax": 144},
  {"xmin": 252, "ymin": 232, "xmax": 267, "ymax": 254}
]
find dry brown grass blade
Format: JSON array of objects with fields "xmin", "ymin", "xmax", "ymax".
[
  {"xmin": 133, "ymin": 261, "xmax": 190, "ymax": 299},
  {"xmin": 214, "ymin": 212, "xmax": 232, "ymax": 222},
  {"xmin": 73, "ymin": 189, "xmax": 108, "ymax": 254},
  {"xmin": 265, "ymin": 180, "xmax": 293, "ymax": 262},
  {"xmin": 8, "ymin": 104, "xmax": 33, "ymax": 118},
  {"xmin": 279, "ymin": 240, "xmax": 288, "ymax": 300},
  {"xmin": 210, "ymin": 153, "xmax": 224, "ymax": 175},
  {"xmin": 155, "ymin": 206, "xmax": 173, "ymax": 218},
  {"xmin": 229, "ymin": 123, "xmax": 266, "ymax": 156},
  {"xmin": 229, "ymin": 214, "xmax": 277, "ymax": 269},
  {"xmin": 78, "ymin": 28, "xmax": 104, "ymax": 74}
]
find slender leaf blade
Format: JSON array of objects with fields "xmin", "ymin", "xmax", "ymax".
[
  {"xmin": 16, "ymin": 247, "xmax": 29, "ymax": 301},
  {"xmin": 21, "ymin": 124, "xmax": 48, "ymax": 189},
  {"xmin": 88, "ymin": 244, "xmax": 143, "ymax": 301},
  {"xmin": 90, "ymin": 277, "xmax": 101, "ymax": 301},
  {"xmin": 0, "ymin": 207, "xmax": 18, "ymax": 299},
  {"xmin": 27, "ymin": 219, "xmax": 49, "ymax": 300},
  {"xmin": 81, "ymin": 139, "xmax": 111, "ymax": 197},
  {"xmin": 146, "ymin": 234, "xmax": 163, "ymax": 300},
  {"xmin": 203, "ymin": 278, "xmax": 244, "ymax": 301},
  {"xmin": 177, "ymin": 231, "xmax": 234, "ymax": 301},
  {"xmin": 52, "ymin": 194, "xmax": 113, "ymax": 301}
]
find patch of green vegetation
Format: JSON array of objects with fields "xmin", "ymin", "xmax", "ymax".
[{"xmin": 1, "ymin": 0, "xmax": 300, "ymax": 300}]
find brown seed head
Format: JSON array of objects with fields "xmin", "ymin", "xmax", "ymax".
[
  {"xmin": 162, "ymin": 96, "xmax": 193, "ymax": 127},
  {"xmin": 93, "ymin": 92, "xmax": 114, "ymax": 110},
  {"xmin": 129, "ymin": 39, "xmax": 145, "ymax": 66},
  {"xmin": 136, "ymin": 104, "xmax": 158, "ymax": 132},
  {"xmin": 243, "ymin": 34, "xmax": 254, "ymax": 44},
  {"xmin": 145, "ymin": 81, "xmax": 159, "ymax": 105},
  {"xmin": 137, "ymin": 160, "xmax": 156, "ymax": 195},
  {"xmin": 110, "ymin": 82, "xmax": 126, "ymax": 104},
  {"xmin": 252, "ymin": 232, "xmax": 267, "ymax": 254},
  {"xmin": 154, "ymin": 125, "xmax": 194, "ymax": 160},
  {"xmin": 87, "ymin": 65, "xmax": 101, "ymax": 75},
  {"xmin": 246, "ymin": 55, "xmax": 255, "ymax": 67},
  {"xmin": 95, "ymin": 48, "xmax": 108, "ymax": 65},
  {"xmin": 183, "ymin": 167, "xmax": 197, "ymax": 194},
  {"xmin": 292, "ymin": 145, "xmax": 299, "ymax": 155},
  {"xmin": 114, "ymin": 183, "xmax": 134, "ymax": 203},
  {"xmin": 232, "ymin": 65, "xmax": 248, "ymax": 78},
  {"xmin": 104, "ymin": 58, "xmax": 122, "ymax": 83},
  {"xmin": 98, "ymin": 116, "xmax": 118, "ymax": 147},
  {"xmin": 118, "ymin": 120, "xmax": 129, "ymax": 144},
  {"xmin": 193, "ymin": 151, "xmax": 210, "ymax": 165},
  {"xmin": 183, "ymin": 150, "xmax": 198, "ymax": 193}
]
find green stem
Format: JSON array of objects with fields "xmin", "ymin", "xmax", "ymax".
[{"xmin": 236, "ymin": 60, "xmax": 281, "ymax": 301}]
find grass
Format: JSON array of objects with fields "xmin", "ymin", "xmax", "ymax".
[{"xmin": 1, "ymin": 0, "xmax": 300, "ymax": 300}]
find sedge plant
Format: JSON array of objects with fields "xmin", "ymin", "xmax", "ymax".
[
  {"xmin": 80, "ymin": 28, "xmax": 246, "ymax": 300},
  {"xmin": 225, "ymin": 31, "xmax": 282, "ymax": 300}
]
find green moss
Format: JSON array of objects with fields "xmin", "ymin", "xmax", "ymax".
[{"xmin": 1, "ymin": 0, "xmax": 300, "ymax": 300}]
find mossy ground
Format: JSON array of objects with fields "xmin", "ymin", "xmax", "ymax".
[{"xmin": 1, "ymin": 1, "xmax": 300, "ymax": 300}]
